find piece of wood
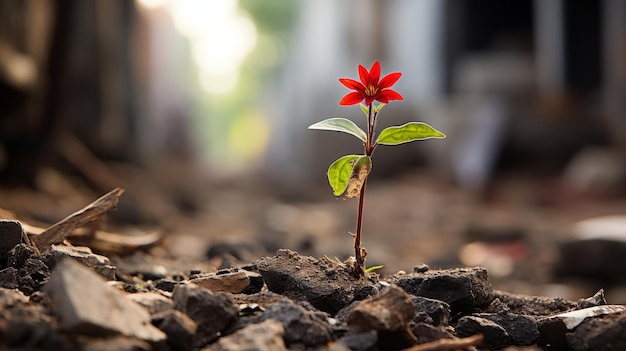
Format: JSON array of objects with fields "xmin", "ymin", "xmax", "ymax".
[
  {"xmin": 399, "ymin": 334, "xmax": 484, "ymax": 351},
  {"xmin": 31, "ymin": 187, "xmax": 124, "ymax": 252}
]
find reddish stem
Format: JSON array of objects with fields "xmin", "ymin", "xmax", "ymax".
[{"xmin": 353, "ymin": 103, "xmax": 376, "ymax": 277}]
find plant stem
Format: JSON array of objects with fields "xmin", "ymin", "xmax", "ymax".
[
  {"xmin": 353, "ymin": 103, "xmax": 376, "ymax": 277},
  {"xmin": 353, "ymin": 177, "xmax": 367, "ymax": 277}
]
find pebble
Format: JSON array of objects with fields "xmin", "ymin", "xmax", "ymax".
[{"xmin": 207, "ymin": 319, "xmax": 287, "ymax": 351}]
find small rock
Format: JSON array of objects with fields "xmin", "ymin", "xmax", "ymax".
[
  {"xmin": 246, "ymin": 298, "xmax": 333, "ymax": 347},
  {"xmin": 256, "ymin": 249, "xmax": 377, "ymax": 314},
  {"xmin": 0, "ymin": 220, "xmax": 24, "ymax": 261},
  {"xmin": 411, "ymin": 323, "xmax": 455, "ymax": 344},
  {"xmin": 43, "ymin": 259, "xmax": 165, "ymax": 342},
  {"xmin": 172, "ymin": 282, "xmax": 239, "ymax": 347},
  {"xmin": 191, "ymin": 269, "xmax": 262, "ymax": 294},
  {"xmin": 394, "ymin": 267, "xmax": 493, "ymax": 316},
  {"xmin": 577, "ymin": 289, "xmax": 607, "ymax": 309},
  {"xmin": 568, "ymin": 309, "xmax": 626, "ymax": 351},
  {"xmin": 43, "ymin": 244, "xmax": 115, "ymax": 280},
  {"xmin": 412, "ymin": 295, "xmax": 451, "ymax": 325},
  {"xmin": 155, "ymin": 278, "xmax": 180, "ymax": 292},
  {"xmin": 335, "ymin": 330, "xmax": 378, "ymax": 351},
  {"xmin": 153, "ymin": 309, "xmax": 197, "ymax": 351},
  {"xmin": 538, "ymin": 305, "xmax": 626, "ymax": 350},
  {"xmin": 208, "ymin": 319, "xmax": 287, "ymax": 351},
  {"xmin": 474, "ymin": 313, "xmax": 539, "ymax": 346},
  {"xmin": 347, "ymin": 285, "xmax": 417, "ymax": 350},
  {"xmin": 456, "ymin": 315, "xmax": 510, "ymax": 350},
  {"xmin": 128, "ymin": 292, "xmax": 174, "ymax": 316}
]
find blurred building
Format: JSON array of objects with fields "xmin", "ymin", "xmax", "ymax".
[{"xmin": 0, "ymin": 0, "xmax": 625, "ymax": 192}]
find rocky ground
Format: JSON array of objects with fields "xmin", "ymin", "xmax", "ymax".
[{"xmin": 1, "ymin": 170, "xmax": 626, "ymax": 350}]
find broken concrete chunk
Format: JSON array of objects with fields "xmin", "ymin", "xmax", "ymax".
[
  {"xmin": 43, "ymin": 259, "xmax": 165, "ymax": 342},
  {"xmin": 172, "ymin": 283, "xmax": 239, "ymax": 347},
  {"xmin": 43, "ymin": 245, "xmax": 115, "ymax": 280},
  {"xmin": 394, "ymin": 267, "xmax": 494, "ymax": 316},
  {"xmin": 347, "ymin": 285, "xmax": 417, "ymax": 349},
  {"xmin": 208, "ymin": 319, "xmax": 287, "ymax": 351}
]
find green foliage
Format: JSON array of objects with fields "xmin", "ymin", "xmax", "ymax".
[
  {"xmin": 327, "ymin": 155, "xmax": 362, "ymax": 196},
  {"xmin": 365, "ymin": 265, "xmax": 384, "ymax": 273},
  {"xmin": 308, "ymin": 118, "xmax": 367, "ymax": 142},
  {"xmin": 376, "ymin": 122, "xmax": 446, "ymax": 145}
]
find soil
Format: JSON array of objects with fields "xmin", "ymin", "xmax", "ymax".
[{"xmin": 1, "ymin": 171, "xmax": 626, "ymax": 350}]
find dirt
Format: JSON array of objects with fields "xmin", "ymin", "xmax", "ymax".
[
  {"xmin": 0, "ymin": 240, "xmax": 624, "ymax": 351},
  {"xmin": 1, "ymin": 170, "xmax": 626, "ymax": 350}
]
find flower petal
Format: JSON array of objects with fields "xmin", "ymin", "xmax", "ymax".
[
  {"xmin": 376, "ymin": 95, "xmax": 389, "ymax": 104},
  {"xmin": 339, "ymin": 92, "xmax": 365, "ymax": 105},
  {"xmin": 380, "ymin": 89, "xmax": 404, "ymax": 101},
  {"xmin": 378, "ymin": 72, "xmax": 401, "ymax": 89},
  {"xmin": 364, "ymin": 96, "xmax": 376, "ymax": 106},
  {"xmin": 339, "ymin": 78, "xmax": 365, "ymax": 91},
  {"xmin": 358, "ymin": 65, "xmax": 369, "ymax": 86},
  {"xmin": 369, "ymin": 61, "xmax": 381, "ymax": 85}
]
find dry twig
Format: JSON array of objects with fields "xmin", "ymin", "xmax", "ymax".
[
  {"xmin": 31, "ymin": 187, "xmax": 124, "ymax": 252},
  {"xmin": 400, "ymin": 334, "xmax": 484, "ymax": 351}
]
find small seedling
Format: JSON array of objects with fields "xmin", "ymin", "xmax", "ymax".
[{"xmin": 308, "ymin": 61, "xmax": 445, "ymax": 277}]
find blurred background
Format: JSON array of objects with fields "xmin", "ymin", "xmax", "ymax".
[{"xmin": 2, "ymin": 0, "xmax": 626, "ymax": 301}]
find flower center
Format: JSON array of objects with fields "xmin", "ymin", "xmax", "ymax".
[{"xmin": 365, "ymin": 85, "xmax": 378, "ymax": 96}]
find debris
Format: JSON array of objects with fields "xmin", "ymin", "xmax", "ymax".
[
  {"xmin": 172, "ymin": 282, "xmax": 239, "ymax": 347},
  {"xmin": 43, "ymin": 259, "xmax": 166, "ymax": 342},
  {"xmin": 43, "ymin": 244, "xmax": 115, "ymax": 280},
  {"xmin": 394, "ymin": 267, "xmax": 493, "ymax": 316},
  {"xmin": 31, "ymin": 187, "xmax": 125, "ymax": 252},
  {"xmin": 347, "ymin": 285, "xmax": 418, "ymax": 349},
  {"xmin": 256, "ymin": 249, "xmax": 378, "ymax": 314},
  {"xmin": 209, "ymin": 319, "xmax": 287, "ymax": 351}
]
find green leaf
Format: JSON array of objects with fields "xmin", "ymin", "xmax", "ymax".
[
  {"xmin": 376, "ymin": 122, "xmax": 445, "ymax": 145},
  {"xmin": 374, "ymin": 103, "xmax": 386, "ymax": 113},
  {"xmin": 308, "ymin": 118, "xmax": 367, "ymax": 142},
  {"xmin": 327, "ymin": 155, "xmax": 361, "ymax": 196},
  {"xmin": 359, "ymin": 104, "xmax": 369, "ymax": 117},
  {"xmin": 365, "ymin": 265, "xmax": 384, "ymax": 273}
]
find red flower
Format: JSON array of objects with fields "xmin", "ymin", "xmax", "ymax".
[{"xmin": 338, "ymin": 61, "xmax": 403, "ymax": 106}]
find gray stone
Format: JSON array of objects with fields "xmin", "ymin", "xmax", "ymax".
[
  {"xmin": 347, "ymin": 285, "xmax": 417, "ymax": 350},
  {"xmin": 411, "ymin": 323, "xmax": 455, "ymax": 344},
  {"xmin": 128, "ymin": 292, "xmax": 174, "ymax": 316},
  {"xmin": 43, "ymin": 244, "xmax": 115, "ymax": 280},
  {"xmin": 474, "ymin": 313, "xmax": 539, "ymax": 345},
  {"xmin": 256, "ymin": 249, "xmax": 378, "ymax": 314},
  {"xmin": 336, "ymin": 331, "xmax": 378, "ymax": 351},
  {"xmin": 208, "ymin": 319, "xmax": 287, "ymax": 351},
  {"xmin": 172, "ymin": 283, "xmax": 239, "ymax": 347},
  {"xmin": 43, "ymin": 259, "xmax": 165, "ymax": 342},
  {"xmin": 248, "ymin": 298, "xmax": 333, "ymax": 347},
  {"xmin": 411, "ymin": 295, "xmax": 451, "ymax": 326},
  {"xmin": 394, "ymin": 267, "xmax": 493, "ymax": 315},
  {"xmin": 153, "ymin": 309, "xmax": 197, "ymax": 351},
  {"xmin": 456, "ymin": 315, "xmax": 510, "ymax": 350}
]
